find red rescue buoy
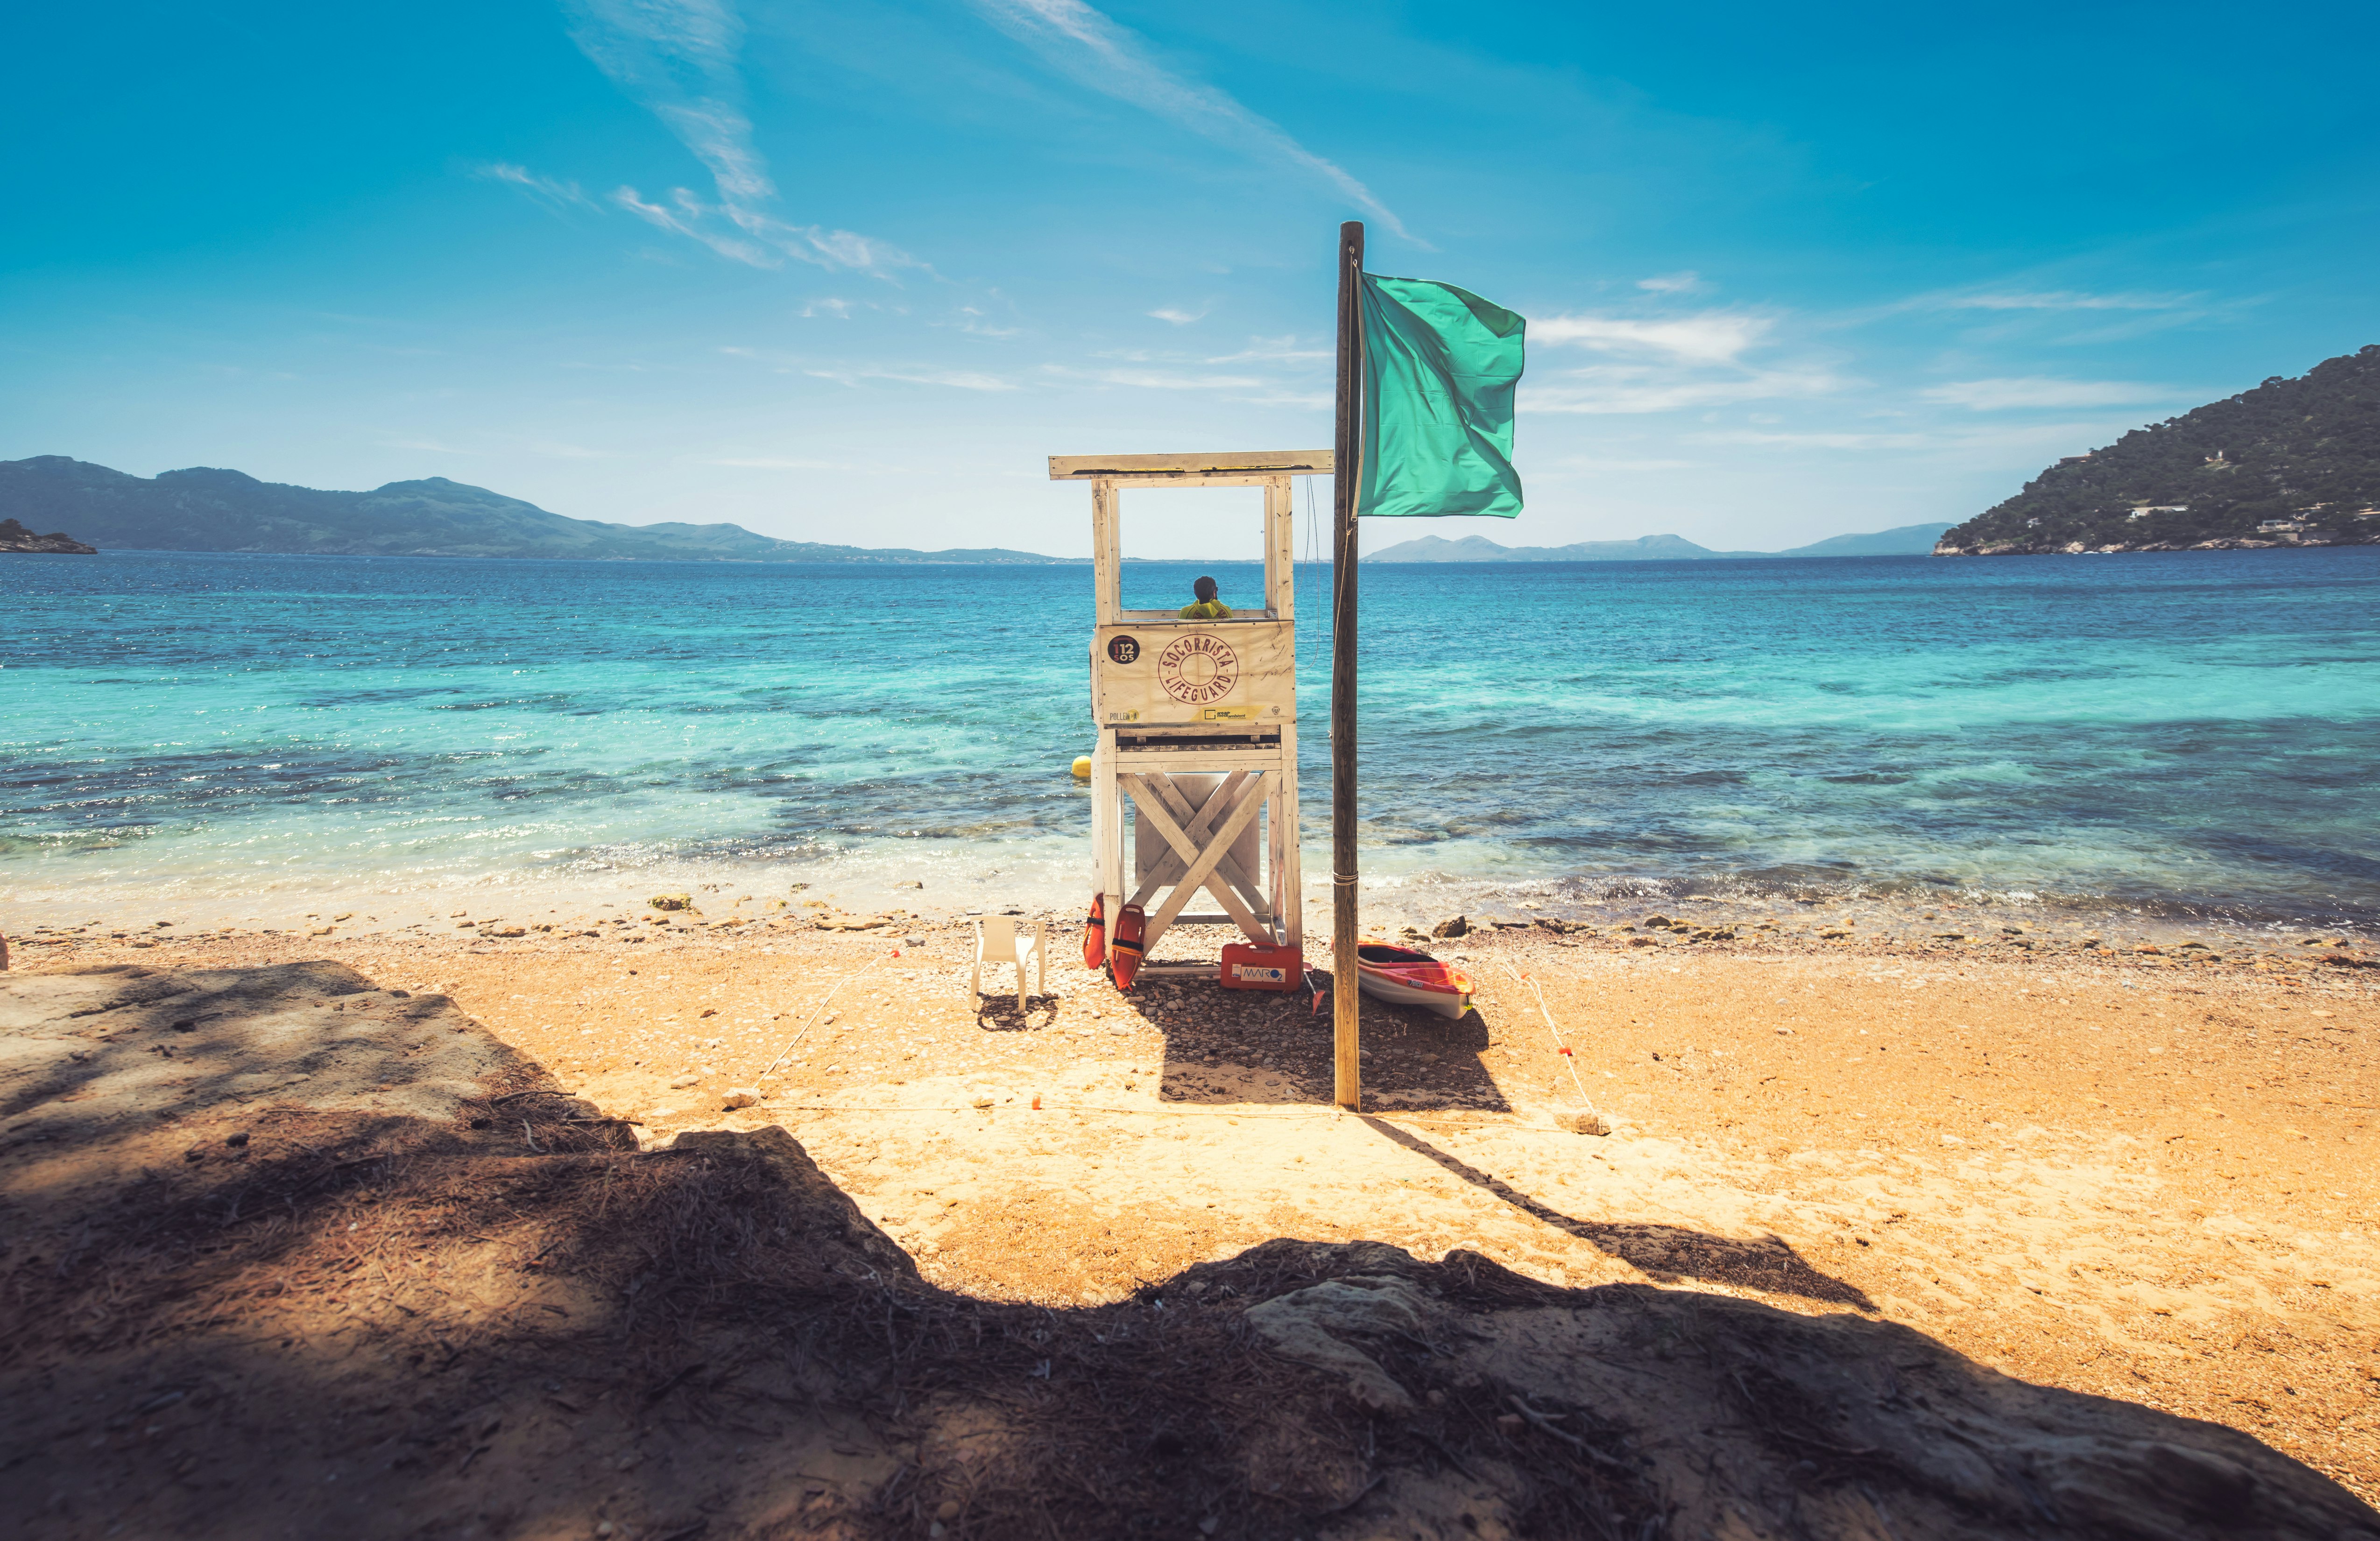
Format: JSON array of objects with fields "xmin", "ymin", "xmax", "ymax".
[
  {"xmin": 1109, "ymin": 902, "xmax": 1147, "ymax": 989},
  {"xmin": 1083, "ymin": 892, "xmax": 1107, "ymax": 970}
]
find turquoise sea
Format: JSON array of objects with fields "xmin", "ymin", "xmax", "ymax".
[{"xmin": 5, "ymin": 547, "xmax": 2377, "ymax": 933}]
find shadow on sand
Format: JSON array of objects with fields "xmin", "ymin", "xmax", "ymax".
[{"xmin": 6, "ymin": 963, "xmax": 2373, "ymax": 1541}]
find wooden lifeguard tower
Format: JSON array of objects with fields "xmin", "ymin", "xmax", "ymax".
[{"xmin": 1050, "ymin": 450, "xmax": 1333, "ymax": 977}]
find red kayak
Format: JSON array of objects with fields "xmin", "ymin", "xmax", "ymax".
[{"xmin": 1354, "ymin": 943, "xmax": 1474, "ymax": 1020}]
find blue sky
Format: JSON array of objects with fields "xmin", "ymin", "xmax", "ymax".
[{"xmin": 6, "ymin": 0, "xmax": 2376, "ymax": 557}]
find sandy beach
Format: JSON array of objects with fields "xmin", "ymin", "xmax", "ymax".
[{"xmin": 13, "ymin": 898, "xmax": 2375, "ymax": 1509}]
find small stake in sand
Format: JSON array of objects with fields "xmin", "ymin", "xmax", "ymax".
[
  {"xmin": 759, "ymin": 949, "xmax": 897, "ymax": 1084},
  {"xmin": 1504, "ymin": 961, "xmax": 1610, "ymax": 1136}
]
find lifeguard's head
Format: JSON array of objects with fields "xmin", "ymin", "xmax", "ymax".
[{"xmin": 1193, "ymin": 575, "xmax": 1219, "ymax": 603}]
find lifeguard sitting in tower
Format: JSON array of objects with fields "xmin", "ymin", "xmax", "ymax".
[{"xmin": 1177, "ymin": 575, "xmax": 1233, "ymax": 620}]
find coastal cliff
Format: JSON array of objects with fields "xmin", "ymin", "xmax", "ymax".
[
  {"xmin": 0, "ymin": 516, "xmax": 95, "ymax": 554},
  {"xmin": 1936, "ymin": 344, "xmax": 2380, "ymax": 555}
]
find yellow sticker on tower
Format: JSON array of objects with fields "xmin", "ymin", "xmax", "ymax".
[{"xmin": 1199, "ymin": 706, "xmax": 1253, "ymax": 722}]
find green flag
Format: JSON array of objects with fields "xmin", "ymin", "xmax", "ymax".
[{"xmin": 1358, "ymin": 273, "xmax": 1525, "ymax": 519}]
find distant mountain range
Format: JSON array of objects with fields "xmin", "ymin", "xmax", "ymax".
[
  {"xmin": 1937, "ymin": 345, "xmax": 2380, "ymax": 555},
  {"xmin": 0, "ymin": 457, "xmax": 1069, "ymax": 563},
  {"xmin": 0, "ymin": 454, "xmax": 1967, "ymax": 566},
  {"xmin": 1366, "ymin": 524, "xmax": 1952, "ymax": 563}
]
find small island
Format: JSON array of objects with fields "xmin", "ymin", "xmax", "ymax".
[{"xmin": 0, "ymin": 516, "xmax": 95, "ymax": 554}]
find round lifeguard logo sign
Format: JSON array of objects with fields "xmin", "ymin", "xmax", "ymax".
[{"xmin": 1156, "ymin": 632, "xmax": 1238, "ymax": 705}]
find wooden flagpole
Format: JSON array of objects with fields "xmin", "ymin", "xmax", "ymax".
[{"xmin": 1331, "ymin": 219, "xmax": 1364, "ymax": 1112}]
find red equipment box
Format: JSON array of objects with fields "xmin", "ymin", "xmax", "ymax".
[{"xmin": 1220, "ymin": 942, "xmax": 1303, "ymax": 991}]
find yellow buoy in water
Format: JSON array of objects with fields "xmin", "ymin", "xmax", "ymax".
[{"xmin": 1071, "ymin": 755, "xmax": 1093, "ymax": 780}]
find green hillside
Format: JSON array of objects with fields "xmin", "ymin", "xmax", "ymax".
[
  {"xmin": 1936, "ymin": 345, "xmax": 2380, "ymax": 554},
  {"xmin": 0, "ymin": 457, "xmax": 1070, "ymax": 563}
]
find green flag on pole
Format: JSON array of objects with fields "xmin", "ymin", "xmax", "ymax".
[{"xmin": 1357, "ymin": 273, "xmax": 1526, "ymax": 519}]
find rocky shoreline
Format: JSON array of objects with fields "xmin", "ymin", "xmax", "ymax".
[
  {"xmin": 1935, "ymin": 529, "xmax": 2379, "ymax": 556},
  {"xmin": 0, "ymin": 516, "xmax": 95, "ymax": 554}
]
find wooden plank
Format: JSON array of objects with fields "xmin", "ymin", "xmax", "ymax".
[
  {"xmin": 1270, "ymin": 475, "xmax": 1298, "ymax": 619},
  {"xmin": 1092, "ymin": 478, "xmax": 1121, "ymax": 624},
  {"xmin": 1278, "ymin": 723, "xmax": 1302, "ymax": 950},
  {"xmin": 1138, "ymin": 772, "xmax": 1269, "ymax": 950},
  {"xmin": 1050, "ymin": 450, "xmax": 1334, "ymax": 480},
  {"xmin": 1134, "ymin": 772, "xmax": 1269, "ymax": 916},
  {"xmin": 1123, "ymin": 774, "xmax": 1267, "ymax": 939},
  {"xmin": 1131, "ymin": 771, "xmax": 1249, "ymax": 888},
  {"xmin": 1115, "ymin": 752, "xmax": 1284, "ymax": 773}
]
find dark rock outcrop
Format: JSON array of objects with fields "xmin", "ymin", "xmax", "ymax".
[{"xmin": 0, "ymin": 515, "xmax": 95, "ymax": 553}]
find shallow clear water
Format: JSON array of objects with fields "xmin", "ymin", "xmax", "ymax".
[{"xmin": 5, "ymin": 547, "xmax": 2376, "ymax": 929}]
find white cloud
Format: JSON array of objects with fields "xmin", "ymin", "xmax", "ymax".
[
  {"xmin": 1685, "ymin": 429, "xmax": 1934, "ymax": 450},
  {"xmin": 967, "ymin": 0, "xmax": 1410, "ymax": 239},
  {"xmin": 1049, "ymin": 365, "xmax": 1268, "ymax": 390},
  {"xmin": 800, "ymin": 298, "xmax": 855, "ymax": 319},
  {"xmin": 1232, "ymin": 390, "xmax": 1333, "ymax": 410},
  {"xmin": 475, "ymin": 162, "xmax": 596, "ymax": 211},
  {"xmin": 565, "ymin": 0, "xmax": 916, "ymax": 275},
  {"xmin": 1205, "ymin": 335, "xmax": 1330, "ymax": 363},
  {"xmin": 523, "ymin": 440, "xmax": 618, "ymax": 459},
  {"xmin": 1920, "ymin": 377, "xmax": 2176, "ymax": 411},
  {"xmin": 1527, "ymin": 364, "xmax": 1847, "ymax": 415},
  {"xmin": 382, "ymin": 438, "xmax": 475, "ymax": 454},
  {"xmin": 947, "ymin": 304, "xmax": 1022, "ymax": 337},
  {"xmin": 1636, "ymin": 270, "xmax": 1702, "ymax": 294},
  {"xmin": 699, "ymin": 456, "xmax": 851, "ymax": 469},
  {"xmin": 1934, "ymin": 289, "xmax": 2198, "ymax": 312},
  {"xmin": 1149, "ymin": 306, "xmax": 1209, "ymax": 325},
  {"xmin": 806, "ymin": 366, "xmax": 1018, "ymax": 392},
  {"xmin": 1532, "ymin": 311, "xmax": 1773, "ymax": 365}
]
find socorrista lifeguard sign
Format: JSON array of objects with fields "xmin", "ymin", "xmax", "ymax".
[{"xmin": 1157, "ymin": 632, "xmax": 1238, "ymax": 705}]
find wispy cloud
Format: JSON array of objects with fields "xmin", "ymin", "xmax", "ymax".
[
  {"xmin": 382, "ymin": 437, "xmax": 476, "ymax": 454},
  {"xmin": 1920, "ymin": 376, "xmax": 2178, "ymax": 411},
  {"xmin": 1685, "ymin": 429, "xmax": 1934, "ymax": 450},
  {"xmin": 806, "ymin": 366, "xmax": 1018, "ymax": 392},
  {"xmin": 1528, "ymin": 307, "xmax": 1843, "ymax": 414},
  {"xmin": 953, "ymin": 305, "xmax": 1022, "ymax": 337},
  {"xmin": 475, "ymin": 162, "xmax": 597, "ymax": 211},
  {"xmin": 1529, "ymin": 364, "xmax": 1847, "ymax": 415},
  {"xmin": 1635, "ymin": 270, "xmax": 1702, "ymax": 294},
  {"xmin": 1932, "ymin": 288, "xmax": 2200, "ymax": 312},
  {"xmin": 1205, "ymin": 335, "xmax": 1331, "ymax": 364},
  {"xmin": 1149, "ymin": 305, "xmax": 1208, "ymax": 325},
  {"xmin": 564, "ymin": 0, "xmax": 918, "ymax": 275},
  {"xmin": 697, "ymin": 455, "xmax": 852, "ymax": 469},
  {"xmin": 523, "ymin": 440, "xmax": 618, "ymax": 459},
  {"xmin": 967, "ymin": 0, "xmax": 1410, "ymax": 239},
  {"xmin": 1047, "ymin": 364, "xmax": 1268, "ymax": 390},
  {"xmin": 1532, "ymin": 310, "xmax": 1773, "ymax": 365},
  {"xmin": 1547, "ymin": 455, "xmax": 1695, "ymax": 471}
]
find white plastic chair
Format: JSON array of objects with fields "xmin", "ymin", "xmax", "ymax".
[{"xmin": 972, "ymin": 916, "xmax": 1046, "ymax": 1010}]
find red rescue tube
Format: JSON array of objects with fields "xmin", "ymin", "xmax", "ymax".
[
  {"xmin": 1109, "ymin": 902, "xmax": 1147, "ymax": 989},
  {"xmin": 1083, "ymin": 893, "xmax": 1107, "ymax": 971}
]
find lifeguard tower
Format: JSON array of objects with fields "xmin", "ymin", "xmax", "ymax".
[{"xmin": 1050, "ymin": 450, "xmax": 1333, "ymax": 978}]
